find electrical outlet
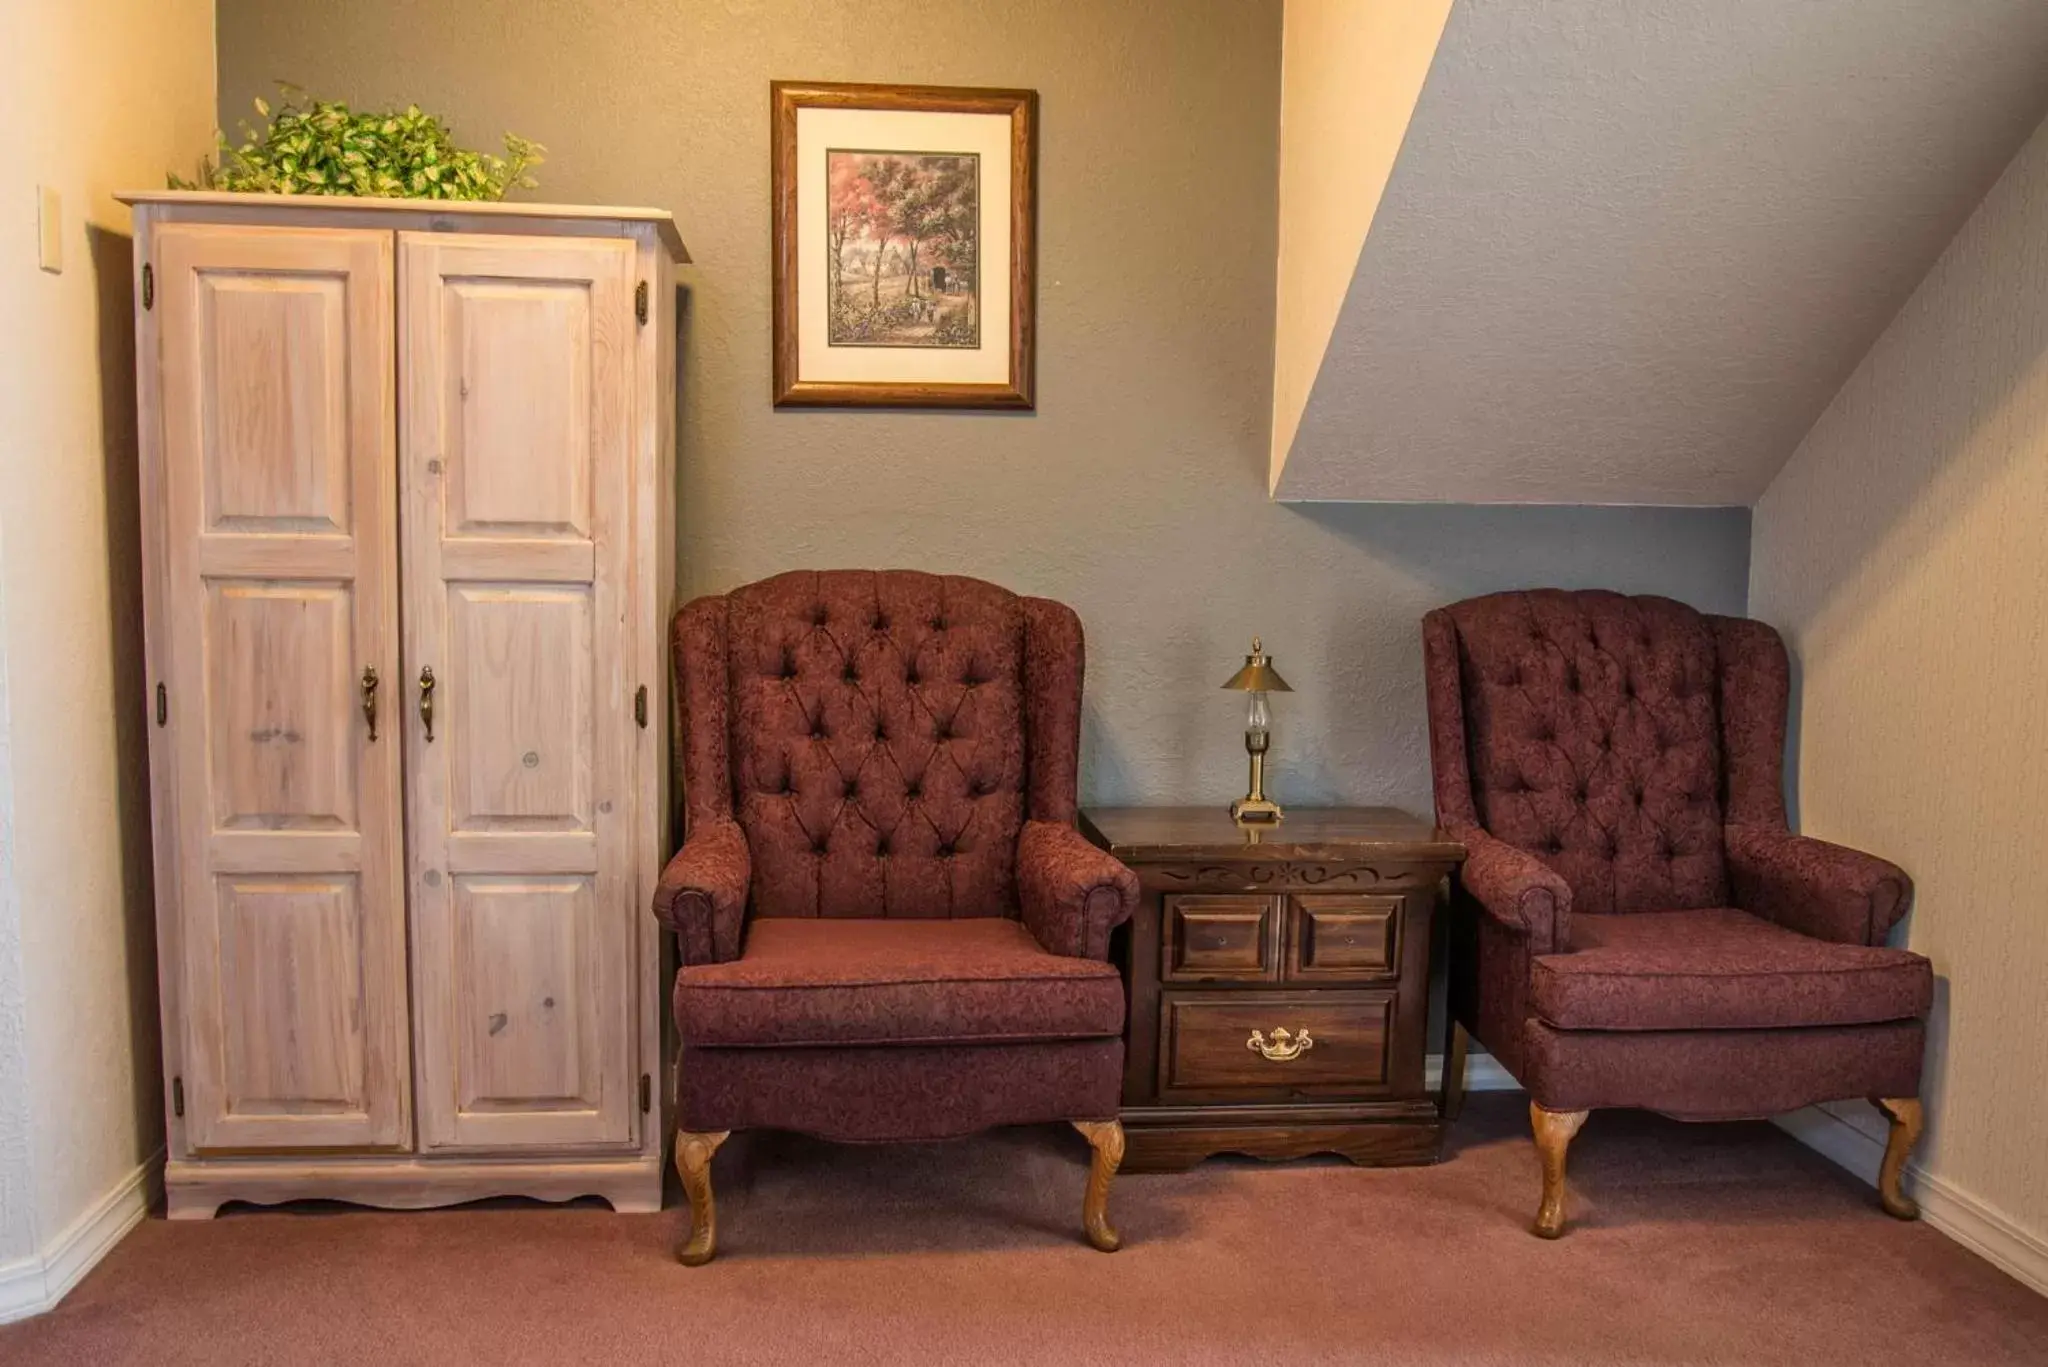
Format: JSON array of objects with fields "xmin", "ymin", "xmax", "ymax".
[{"xmin": 37, "ymin": 185, "xmax": 62, "ymax": 273}]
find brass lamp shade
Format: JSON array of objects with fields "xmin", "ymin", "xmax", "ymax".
[
  {"xmin": 1220, "ymin": 637, "xmax": 1290, "ymax": 823},
  {"xmin": 1220, "ymin": 640, "xmax": 1293, "ymax": 695}
]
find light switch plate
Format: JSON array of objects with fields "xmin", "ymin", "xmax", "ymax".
[{"xmin": 37, "ymin": 185, "xmax": 62, "ymax": 273}]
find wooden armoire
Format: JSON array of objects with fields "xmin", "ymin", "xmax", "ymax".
[{"xmin": 118, "ymin": 192, "xmax": 685, "ymax": 1218}]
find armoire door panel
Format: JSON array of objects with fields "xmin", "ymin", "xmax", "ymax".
[
  {"xmin": 205, "ymin": 580, "xmax": 356, "ymax": 830},
  {"xmin": 451, "ymin": 876, "xmax": 619, "ymax": 1121},
  {"xmin": 401, "ymin": 232, "xmax": 638, "ymax": 1152},
  {"xmin": 443, "ymin": 278, "xmax": 598, "ymax": 539},
  {"xmin": 216, "ymin": 875, "xmax": 369, "ymax": 1115},
  {"xmin": 446, "ymin": 584, "xmax": 594, "ymax": 830},
  {"xmin": 154, "ymin": 222, "xmax": 410, "ymax": 1153},
  {"xmin": 197, "ymin": 270, "xmax": 352, "ymax": 533}
]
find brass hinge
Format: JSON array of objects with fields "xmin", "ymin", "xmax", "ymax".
[
  {"xmin": 634, "ymin": 280, "xmax": 649, "ymax": 325},
  {"xmin": 155, "ymin": 682, "xmax": 167, "ymax": 727},
  {"xmin": 141, "ymin": 263, "xmax": 154, "ymax": 310},
  {"xmin": 634, "ymin": 684, "xmax": 648, "ymax": 729},
  {"xmin": 171, "ymin": 1076, "xmax": 185, "ymax": 1118},
  {"xmin": 639, "ymin": 1073, "xmax": 652, "ymax": 1113}
]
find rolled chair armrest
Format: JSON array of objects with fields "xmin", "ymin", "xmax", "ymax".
[
  {"xmin": 1454, "ymin": 826, "xmax": 1573, "ymax": 955},
  {"xmin": 652, "ymin": 818, "xmax": 751, "ymax": 966},
  {"xmin": 1017, "ymin": 820, "xmax": 1140, "ymax": 961},
  {"xmin": 1725, "ymin": 823, "xmax": 1913, "ymax": 946}
]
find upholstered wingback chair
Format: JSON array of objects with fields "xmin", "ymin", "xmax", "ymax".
[
  {"xmin": 653, "ymin": 570, "xmax": 1139, "ymax": 1264},
  {"xmin": 1423, "ymin": 590, "xmax": 1932, "ymax": 1237}
]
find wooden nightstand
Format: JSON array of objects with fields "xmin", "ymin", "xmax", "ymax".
[{"xmin": 1079, "ymin": 806, "xmax": 1466, "ymax": 1172}]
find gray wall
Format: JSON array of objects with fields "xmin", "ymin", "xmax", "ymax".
[{"xmin": 216, "ymin": 0, "xmax": 1750, "ymax": 814}]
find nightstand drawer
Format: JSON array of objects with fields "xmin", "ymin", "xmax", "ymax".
[
  {"xmin": 1158, "ymin": 990, "xmax": 1391, "ymax": 1095},
  {"xmin": 1162, "ymin": 894, "xmax": 1279, "ymax": 983},
  {"xmin": 1285, "ymin": 893, "xmax": 1402, "ymax": 981}
]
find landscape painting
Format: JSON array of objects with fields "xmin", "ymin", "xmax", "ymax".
[
  {"xmin": 826, "ymin": 150, "xmax": 980, "ymax": 348},
  {"xmin": 773, "ymin": 81, "xmax": 1037, "ymax": 408}
]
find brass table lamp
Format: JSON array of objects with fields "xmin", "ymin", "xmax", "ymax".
[{"xmin": 1221, "ymin": 636, "xmax": 1292, "ymax": 823}]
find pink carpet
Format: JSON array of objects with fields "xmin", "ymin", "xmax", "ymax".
[{"xmin": 5, "ymin": 1093, "xmax": 2044, "ymax": 1365}]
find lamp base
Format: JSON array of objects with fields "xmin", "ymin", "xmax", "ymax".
[{"xmin": 1230, "ymin": 796, "xmax": 1284, "ymax": 824}]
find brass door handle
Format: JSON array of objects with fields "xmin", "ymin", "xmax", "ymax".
[
  {"xmin": 1246, "ymin": 1027, "xmax": 1314, "ymax": 1062},
  {"xmin": 418, "ymin": 666, "xmax": 436, "ymax": 742},
  {"xmin": 360, "ymin": 666, "xmax": 380, "ymax": 741}
]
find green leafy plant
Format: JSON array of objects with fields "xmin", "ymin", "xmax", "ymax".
[{"xmin": 171, "ymin": 84, "xmax": 543, "ymax": 201}]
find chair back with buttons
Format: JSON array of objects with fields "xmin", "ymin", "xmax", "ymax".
[
  {"xmin": 671, "ymin": 570, "xmax": 1085, "ymax": 921},
  {"xmin": 1426, "ymin": 589, "xmax": 1736, "ymax": 916}
]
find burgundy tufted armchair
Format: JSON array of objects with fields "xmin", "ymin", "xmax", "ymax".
[
  {"xmin": 1424, "ymin": 590, "xmax": 1932, "ymax": 1237},
  {"xmin": 653, "ymin": 570, "xmax": 1140, "ymax": 1263}
]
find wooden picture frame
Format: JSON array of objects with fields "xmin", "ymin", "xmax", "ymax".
[{"xmin": 772, "ymin": 81, "xmax": 1038, "ymax": 409}]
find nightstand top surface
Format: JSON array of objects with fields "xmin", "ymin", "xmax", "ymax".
[{"xmin": 1079, "ymin": 806, "xmax": 1464, "ymax": 863}]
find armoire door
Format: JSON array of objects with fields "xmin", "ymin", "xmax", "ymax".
[
  {"xmin": 399, "ymin": 233, "xmax": 639, "ymax": 1151},
  {"xmin": 152, "ymin": 223, "xmax": 412, "ymax": 1151}
]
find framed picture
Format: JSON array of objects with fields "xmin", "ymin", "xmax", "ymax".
[{"xmin": 772, "ymin": 81, "xmax": 1038, "ymax": 409}]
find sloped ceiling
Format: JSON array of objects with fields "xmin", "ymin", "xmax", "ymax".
[
  {"xmin": 1273, "ymin": 0, "xmax": 2048, "ymax": 504},
  {"xmin": 1270, "ymin": 0, "xmax": 1455, "ymax": 478}
]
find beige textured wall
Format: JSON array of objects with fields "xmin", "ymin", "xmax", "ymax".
[
  {"xmin": 0, "ymin": 0, "xmax": 214, "ymax": 1276},
  {"xmin": 214, "ymin": 0, "xmax": 1749, "ymax": 817},
  {"xmin": 1270, "ymin": 0, "xmax": 1454, "ymax": 490},
  {"xmin": 1752, "ymin": 114, "xmax": 2048, "ymax": 1254}
]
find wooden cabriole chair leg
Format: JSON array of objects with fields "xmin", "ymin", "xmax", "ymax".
[
  {"xmin": 673, "ymin": 1129, "xmax": 731, "ymax": 1266},
  {"xmin": 1072, "ymin": 1119, "xmax": 1126, "ymax": 1252},
  {"xmin": 1530, "ymin": 1103, "xmax": 1589, "ymax": 1239},
  {"xmin": 1872, "ymin": 1097, "xmax": 1924, "ymax": 1220}
]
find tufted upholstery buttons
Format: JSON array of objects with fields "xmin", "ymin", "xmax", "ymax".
[
  {"xmin": 719, "ymin": 570, "xmax": 1035, "ymax": 919},
  {"xmin": 938, "ymin": 841, "xmax": 956, "ymax": 857},
  {"xmin": 1436, "ymin": 589, "xmax": 1734, "ymax": 917}
]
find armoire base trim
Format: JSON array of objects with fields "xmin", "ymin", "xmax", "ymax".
[{"xmin": 164, "ymin": 1153, "xmax": 664, "ymax": 1220}]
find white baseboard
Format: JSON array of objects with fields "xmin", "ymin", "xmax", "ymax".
[
  {"xmin": 1424, "ymin": 1049, "xmax": 1519, "ymax": 1093},
  {"xmin": 0, "ymin": 1149, "xmax": 162, "ymax": 1325},
  {"xmin": 1776, "ymin": 1106, "xmax": 2048, "ymax": 1299}
]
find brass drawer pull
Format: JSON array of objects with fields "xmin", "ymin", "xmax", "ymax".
[{"xmin": 1246, "ymin": 1027, "xmax": 1314, "ymax": 1062}]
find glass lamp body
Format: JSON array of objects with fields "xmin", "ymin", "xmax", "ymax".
[{"xmin": 1232, "ymin": 688, "xmax": 1282, "ymax": 822}]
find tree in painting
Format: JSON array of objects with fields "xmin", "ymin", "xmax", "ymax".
[{"xmin": 827, "ymin": 151, "xmax": 979, "ymax": 348}]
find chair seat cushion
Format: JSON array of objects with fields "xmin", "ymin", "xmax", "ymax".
[
  {"xmin": 1529, "ymin": 908, "xmax": 1932, "ymax": 1032},
  {"xmin": 675, "ymin": 917, "xmax": 1125, "ymax": 1048}
]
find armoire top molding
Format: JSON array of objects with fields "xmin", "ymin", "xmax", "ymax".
[{"xmin": 116, "ymin": 189, "xmax": 690, "ymax": 263}]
